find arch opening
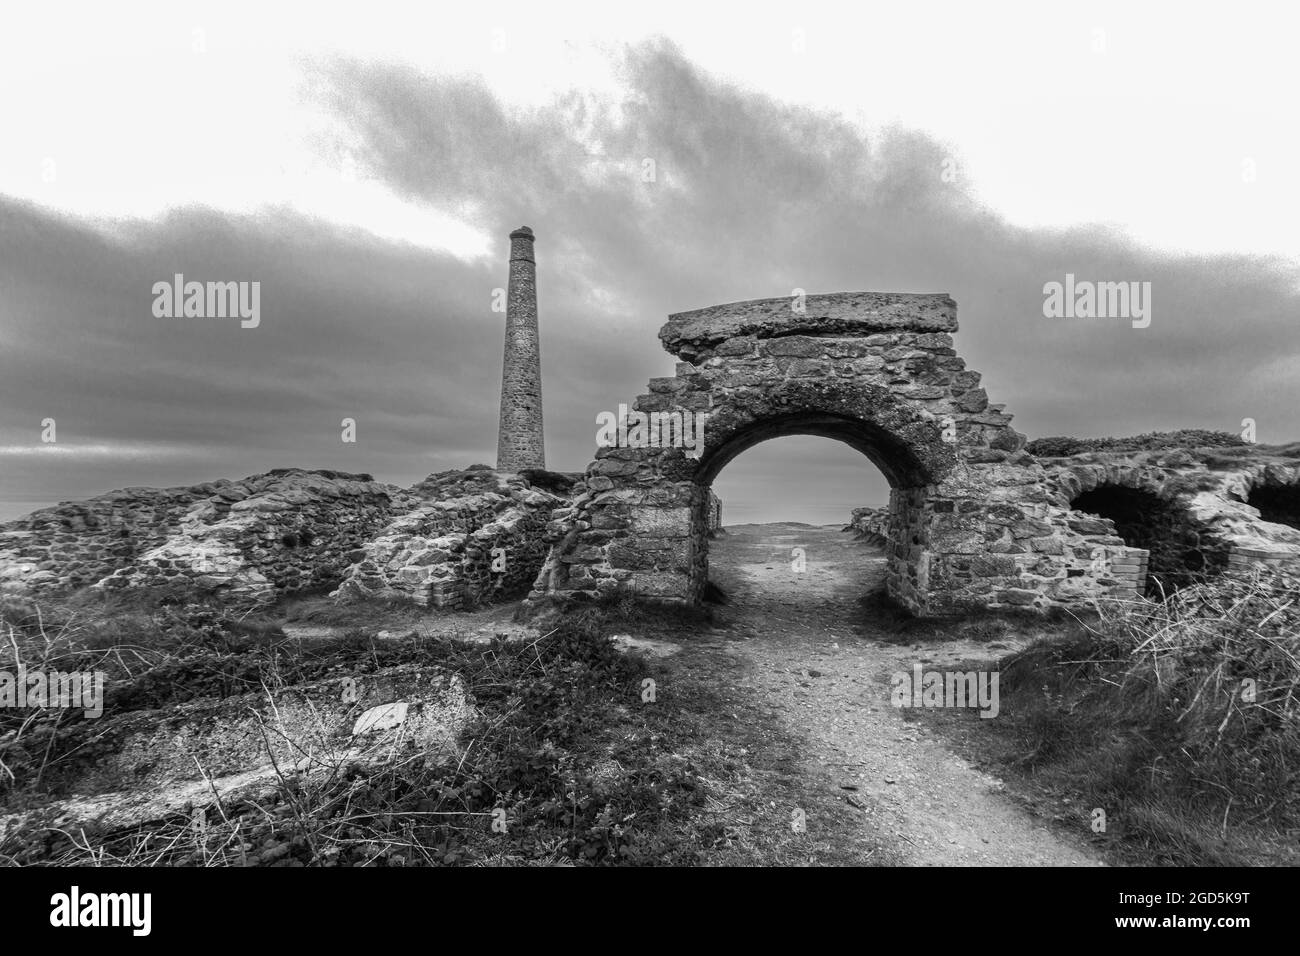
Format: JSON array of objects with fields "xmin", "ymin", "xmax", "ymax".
[
  {"xmin": 1070, "ymin": 486, "xmax": 1225, "ymax": 596},
  {"xmin": 690, "ymin": 416, "xmax": 932, "ymax": 610},
  {"xmin": 694, "ymin": 411, "xmax": 938, "ymax": 490},
  {"xmin": 1246, "ymin": 481, "xmax": 1300, "ymax": 530}
]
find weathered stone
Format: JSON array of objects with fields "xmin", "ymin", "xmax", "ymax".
[
  {"xmin": 660, "ymin": 292, "xmax": 957, "ymax": 356},
  {"xmin": 1011, "ymin": 519, "xmax": 1055, "ymax": 538},
  {"xmin": 1030, "ymin": 536, "xmax": 1067, "ymax": 555},
  {"xmin": 970, "ymin": 555, "xmax": 1017, "ymax": 576},
  {"xmin": 998, "ymin": 588, "xmax": 1039, "ymax": 606},
  {"xmin": 628, "ymin": 507, "xmax": 690, "ymax": 537},
  {"xmin": 593, "ymin": 459, "xmax": 640, "ymax": 477},
  {"xmin": 1067, "ymin": 516, "xmax": 1112, "ymax": 535},
  {"xmin": 765, "ymin": 336, "xmax": 824, "ymax": 358},
  {"xmin": 715, "ymin": 335, "xmax": 758, "ymax": 356}
]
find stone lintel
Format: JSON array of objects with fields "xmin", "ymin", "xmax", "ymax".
[{"xmin": 659, "ymin": 291, "xmax": 957, "ymax": 357}]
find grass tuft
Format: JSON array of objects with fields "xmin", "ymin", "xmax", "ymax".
[{"xmin": 974, "ymin": 569, "xmax": 1300, "ymax": 864}]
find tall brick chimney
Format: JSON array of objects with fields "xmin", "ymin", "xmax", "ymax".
[{"xmin": 495, "ymin": 226, "xmax": 545, "ymax": 471}]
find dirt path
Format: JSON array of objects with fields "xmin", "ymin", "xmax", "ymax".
[{"xmin": 696, "ymin": 522, "xmax": 1103, "ymax": 867}]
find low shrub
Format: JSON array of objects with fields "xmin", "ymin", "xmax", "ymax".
[{"xmin": 1026, "ymin": 430, "xmax": 1248, "ymax": 458}]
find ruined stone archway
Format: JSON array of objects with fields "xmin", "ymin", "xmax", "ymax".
[{"xmin": 528, "ymin": 292, "xmax": 1150, "ymax": 615}]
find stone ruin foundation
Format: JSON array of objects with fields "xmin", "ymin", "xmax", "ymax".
[{"xmin": 1037, "ymin": 448, "xmax": 1300, "ymax": 593}]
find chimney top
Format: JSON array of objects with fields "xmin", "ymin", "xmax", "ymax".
[{"xmin": 509, "ymin": 226, "xmax": 534, "ymax": 240}]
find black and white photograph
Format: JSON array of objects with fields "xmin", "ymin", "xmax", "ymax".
[{"xmin": 0, "ymin": 0, "xmax": 1291, "ymax": 933}]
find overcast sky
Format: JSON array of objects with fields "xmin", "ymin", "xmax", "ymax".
[{"xmin": 1, "ymin": 1, "xmax": 1297, "ymax": 523}]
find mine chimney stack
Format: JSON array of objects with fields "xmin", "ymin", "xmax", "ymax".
[{"xmin": 495, "ymin": 226, "xmax": 545, "ymax": 471}]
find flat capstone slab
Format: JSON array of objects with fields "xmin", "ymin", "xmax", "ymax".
[{"xmin": 659, "ymin": 291, "xmax": 957, "ymax": 356}]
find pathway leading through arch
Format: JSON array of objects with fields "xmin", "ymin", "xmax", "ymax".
[{"xmin": 693, "ymin": 520, "xmax": 1104, "ymax": 865}]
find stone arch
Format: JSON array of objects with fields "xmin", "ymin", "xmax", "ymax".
[
  {"xmin": 1243, "ymin": 471, "xmax": 1300, "ymax": 530},
  {"xmin": 692, "ymin": 383, "xmax": 953, "ymax": 488},
  {"xmin": 528, "ymin": 292, "xmax": 1150, "ymax": 615},
  {"xmin": 1067, "ymin": 484, "xmax": 1223, "ymax": 595},
  {"xmin": 687, "ymin": 383, "xmax": 951, "ymax": 607},
  {"xmin": 1046, "ymin": 460, "xmax": 1194, "ymax": 508}
]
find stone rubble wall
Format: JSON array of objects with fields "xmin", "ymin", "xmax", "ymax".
[
  {"xmin": 0, "ymin": 470, "xmax": 405, "ymax": 602},
  {"xmin": 330, "ymin": 471, "xmax": 565, "ymax": 608},
  {"xmin": 1037, "ymin": 448, "xmax": 1300, "ymax": 583},
  {"xmin": 882, "ymin": 472, "xmax": 1150, "ymax": 612},
  {"xmin": 845, "ymin": 506, "xmax": 890, "ymax": 544},
  {"xmin": 0, "ymin": 486, "xmax": 210, "ymax": 594},
  {"xmin": 102, "ymin": 471, "xmax": 407, "ymax": 601},
  {"xmin": 849, "ymin": 443, "xmax": 1300, "ymax": 600},
  {"xmin": 704, "ymin": 489, "xmax": 723, "ymax": 533},
  {"xmin": 0, "ymin": 467, "xmax": 569, "ymax": 609},
  {"xmin": 845, "ymin": 501, "xmax": 1148, "ymax": 598}
]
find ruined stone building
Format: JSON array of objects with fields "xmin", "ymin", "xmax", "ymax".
[{"xmin": 2, "ymin": 228, "xmax": 1298, "ymax": 615}]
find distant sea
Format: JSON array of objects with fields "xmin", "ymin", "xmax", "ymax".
[
  {"xmin": 0, "ymin": 499, "xmax": 56, "ymax": 523},
  {"xmin": 719, "ymin": 502, "xmax": 884, "ymax": 527}
]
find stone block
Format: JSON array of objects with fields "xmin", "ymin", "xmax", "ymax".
[{"xmin": 628, "ymin": 506, "xmax": 691, "ymax": 537}]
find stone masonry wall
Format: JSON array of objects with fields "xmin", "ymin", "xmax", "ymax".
[
  {"xmin": 704, "ymin": 489, "xmax": 723, "ymax": 533},
  {"xmin": 0, "ymin": 486, "xmax": 209, "ymax": 594},
  {"xmin": 0, "ymin": 470, "xmax": 408, "ymax": 602},
  {"xmin": 331, "ymin": 471, "xmax": 564, "ymax": 608},
  {"xmin": 1, "ymin": 467, "xmax": 569, "ymax": 609},
  {"xmin": 1039, "ymin": 447, "xmax": 1300, "ymax": 586},
  {"xmin": 845, "ymin": 506, "xmax": 890, "ymax": 544}
]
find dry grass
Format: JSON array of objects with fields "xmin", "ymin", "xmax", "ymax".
[
  {"xmin": 0, "ymin": 589, "xmax": 802, "ymax": 866},
  {"xmin": 1089, "ymin": 570, "xmax": 1300, "ymax": 746},
  {"xmin": 962, "ymin": 569, "xmax": 1300, "ymax": 865}
]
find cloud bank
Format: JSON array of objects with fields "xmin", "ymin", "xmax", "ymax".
[{"xmin": 2, "ymin": 41, "xmax": 1296, "ymax": 522}]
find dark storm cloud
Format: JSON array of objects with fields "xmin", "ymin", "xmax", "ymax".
[
  {"xmin": 0, "ymin": 196, "xmax": 563, "ymax": 513},
  {"xmin": 319, "ymin": 41, "xmax": 1300, "ymax": 444},
  {"xmin": 3, "ymin": 40, "xmax": 1298, "ymax": 520},
  {"xmin": 312, "ymin": 40, "xmax": 1300, "ymax": 516}
]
